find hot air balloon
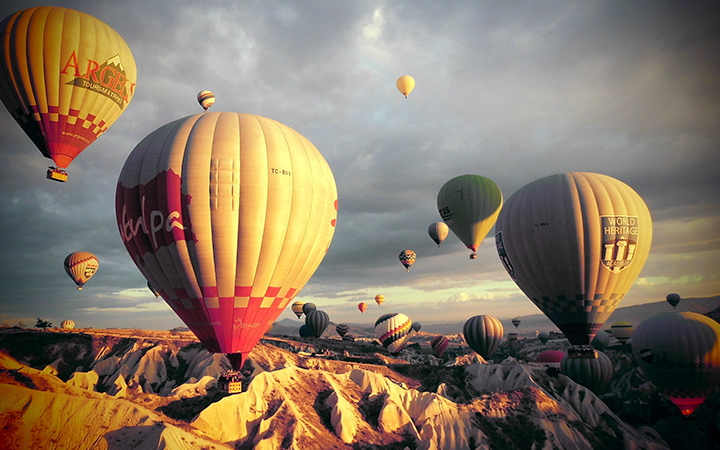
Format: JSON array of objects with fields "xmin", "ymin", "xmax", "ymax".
[
  {"xmin": 299, "ymin": 324, "xmax": 313, "ymax": 338},
  {"xmin": 0, "ymin": 7, "xmax": 137, "ymax": 182},
  {"xmin": 666, "ymin": 293, "xmax": 680, "ymax": 309},
  {"xmin": 632, "ymin": 311, "xmax": 720, "ymax": 416},
  {"xmin": 60, "ymin": 320, "xmax": 75, "ymax": 330},
  {"xmin": 591, "ymin": 330, "xmax": 611, "ymax": 351},
  {"xmin": 611, "ymin": 321, "xmax": 633, "ymax": 344},
  {"xmin": 375, "ymin": 294, "xmax": 384, "ymax": 306},
  {"xmin": 302, "ymin": 303, "xmax": 317, "ymax": 316},
  {"xmin": 428, "ymin": 222, "xmax": 449, "ymax": 247},
  {"xmin": 537, "ymin": 350, "xmax": 565, "ymax": 369},
  {"xmin": 358, "ymin": 302, "xmax": 368, "ymax": 313},
  {"xmin": 64, "ymin": 252, "xmax": 99, "ymax": 290},
  {"xmin": 148, "ymin": 281, "xmax": 160, "ymax": 299},
  {"xmin": 375, "ymin": 313, "xmax": 412, "ymax": 354},
  {"xmin": 431, "ymin": 335, "xmax": 449, "ymax": 358},
  {"xmin": 507, "ymin": 332, "xmax": 518, "ymax": 341},
  {"xmin": 291, "ymin": 301, "xmax": 305, "ymax": 318},
  {"xmin": 561, "ymin": 351, "xmax": 614, "ymax": 394},
  {"xmin": 437, "ymin": 175, "xmax": 503, "ymax": 259},
  {"xmin": 495, "ymin": 172, "xmax": 652, "ymax": 355},
  {"xmin": 197, "ymin": 90, "xmax": 215, "ymax": 111},
  {"xmin": 305, "ymin": 310, "xmax": 329, "ymax": 337},
  {"xmin": 537, "ymin": 331, "xmax": 550, "ymax": 345},
  {"xmin": 411, "ymin": 322, "xmax": 422, "ymax": 333},
  {"xmin": 115, "ymin": 111, "xmax": 338, "ymax": 372},
  {"xmin": 463, "ymin": 315, "xmax": 503, "ymax": 360},
  {"xmin": 511, "ymin": 317, "xmax": 521, "ymax": 328},
  {"xmin": 399, "ymin": 250, "xmax": 416, "ymax": 271},
  {"xmin": 396, "ymin": 75, "xmax": 415, "ymax": 99},
  {"xmin": 336, "ymin": 323, "xmax": 349, "ymax": 338}
]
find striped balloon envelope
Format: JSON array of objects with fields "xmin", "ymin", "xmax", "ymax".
[
  {"xmin": 335, "ymin": 323, "xmax": 349, "ymax": 337},
  {"xmin": 495, "ymin": 172, "xmax": 652, "ymax": 346},
  {"xmin": 561, "ymin": 350, "xmax": 614, "ymax": 394},
  {"xmin": 431, "ymin": 335, "xmax": 449, "ymax": 358},
  {"xmin": 374, "ymin": 313, "xmax": 412, "ymax": 354},
  {"xmin": 0, "ymin": 7, "xmax": 136, "ymax": 177},
  {"xmin": 60, "ymin": 320, "xmax": 75, "ymax": 330},
  {"xmin": 463, "ymin": 315, "xmax": 504, "ymax": 360},
  {"xmin": 64, "ymin": 252, "xmax": 99, "ymax": 290},
  {"xmin": 115, "ymin": 112, "xmax": 337, "ymax": 371},
  {"xmin": 610, "ymin": 321, "xmax": 634, "ymax": 344}
]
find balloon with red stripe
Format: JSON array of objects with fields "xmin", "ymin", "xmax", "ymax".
[
  {"xmin": 115, "ymin": 111, "xmax": 337, "ymax": 371},
  {"xmin": 374, "ymin": 313, "xmax": 412, "ymax": 354}
]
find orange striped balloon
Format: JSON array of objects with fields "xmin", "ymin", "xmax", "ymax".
[{"xmin": 64, "ymin": 252, "xmax": 99, "ymax": 290}]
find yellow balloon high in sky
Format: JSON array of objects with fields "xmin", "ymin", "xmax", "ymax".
[
  {"xmin": 116, "ymin": 111, "xmax": 338, "ymax": 371},
  {"xmin": 396, "ymin": 75, "xmax": 415, "ymax": 98},
  {"xmin": 0, "ymin": 7, "xmax": 137, "ymax": 178},
  {"xmin": 495, "ymin": 172, "xmax": 652, "ymax": 346}
]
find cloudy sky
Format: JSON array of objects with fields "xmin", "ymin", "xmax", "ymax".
[{"xmin": 0, "ymin": 1, "xmax": 718, "ymax": 331}]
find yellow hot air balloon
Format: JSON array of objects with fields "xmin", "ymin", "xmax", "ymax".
[
  {"xmin": 291, "ymin": 301, "xmax": 305, "ymax": 318},
  {"xmin": 437, "ymin": 175, "xmax": 503, "ymax": 259},
  {"xmin": 375, "ymin": 294, "xmax": 384, "ymax": 306},
  {"xmin": 495, "ymin": 172, "xmax": 652, "ymax": 352},
  {"xmin": 396, "ymin": 75, "xmax": 415, "ymax": 99},
  {"xmin": 116, "ymin": 111, "xmax": 337, "ymax": 371},
  {"xmin": 64, "ymin": 252, "xmax": 99, "ymax": 290},
  {"xmin": 0, "ymin": 7, "xmax": 137, "ymax": 182}
]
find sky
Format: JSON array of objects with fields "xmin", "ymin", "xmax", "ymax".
[{"xmin": 0, "ymin": 1, "xmax": 718, "ymax": 331}]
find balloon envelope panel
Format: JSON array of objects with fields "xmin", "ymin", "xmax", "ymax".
[
  {"xmin": 115, "ymin": 112, "xmax": 337, "ymax": 369},
  {"xmin": 463, "ymin": 315, "xmax": 503, "ymax": 359},
  {"xmin": 375, "ymin": 313, "xmax": 412, "ymax": 354},
  {"xmin": 64, "ymin": 252, "xmax": 99, "ymax": 289},
  {"xmin": 561, "ymin": 351, "xmax": 614, "ymax": 394},
  {"xmin": 495, "ymin": 172, "xmax": 652, "ymax": 345}
]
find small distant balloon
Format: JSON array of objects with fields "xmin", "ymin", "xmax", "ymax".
[
  {"xmin": 358, "ymin": 302, "xmax": 368, "ymax": 313},
  {"xmin": 431, "ymin": 335, "xmax": 449, "ymax": 358},
  {"xmin": 64, "ymin": 252, "xmax": 99, "ymax": 290},
  {"xmin": 336, "ymin": 323, "xmax": 349, "ymax": 338},
  {"xmin": 60, "ymin": 320, "xmax": 75, "ymax": 330},
  {"xmin": 411, "ymin": 322, "xmax": 422, "ymax": 333},
  {"xmin": 428, "ymin": 222, "xmax": 449, "ymax": 247},
  {"xmin": 375, "ymin": 313, "xmax": 412, "ymax": 354},
  {"xmin": 305, "ymin": 310, "xmax": 329, "ymax": 337},
  {"xmin": 537, "ymin": 331, "xmax": 550, "ymax": 345},
  {"xmin": 591, "ymin": 330, "xmax": 611, "ymax": 351},
  {"xmin": 511, "ymin": 317, "xmax": 521, "ymax": 328},
  {"xmin": 666, "ymin": 293, "xmax": 680, "ymax": 308},
  {"xmin": 399, "ymin": 250, "xmax": 416, "ymax": 271},
  {"xmin": 197, "ymin": 90, "xmax": 215, "ymax": 111},
  {"xmin": 561, "ymin": 351, "xmax": 614, "ymax": 394},
  {"xmin": 463, "ymin": 315, "xmax": 503, "ymax": 360},
  {"xmin": 375, "ymin": 295, "xmax": 385, "ymax": 306},
  {"xmin": 292, "ymin": 301, "xmax": 305, "ymax": 318},
  {"xmin": 396, "ymin": 75, "xmax": 415, "ymax": 98}
]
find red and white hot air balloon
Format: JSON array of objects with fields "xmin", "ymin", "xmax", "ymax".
[{"xmin": 116, "ymin": 111, "xmax": 338, "ymax": 371}]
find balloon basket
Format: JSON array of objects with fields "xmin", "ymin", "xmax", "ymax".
[
  {"xmin": 218, "ymin": 370, "xmax": 243, "ymax": 394},
  {"xmin": 567, "ymin": 346, "xmax": 598, "ymax": 359},
  {"xmin": 47, "ymin": 167, "xmax": 68, "ymax": 182},
  {"xmin": 469, "ymin": 253, "xmax": 478, "ymax": 260}
]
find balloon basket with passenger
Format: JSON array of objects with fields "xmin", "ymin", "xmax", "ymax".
[
  {"xmin": 566, "ymin": 345, "xmax": 598, "ymax": 359},
  {"xmin": 47, "ymin": 167, "xmax": 68, "ymax": 182}
]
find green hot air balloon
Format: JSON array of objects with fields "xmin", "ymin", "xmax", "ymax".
[
  {"xmin": 561, "ymin": 350, "xmax": 614, "ymax": 394},
  {"xmin": 495, "ymin": 173, "xmax": 652, "ymax": 355},
  {"xmin": 437, "ymin": 175, "xmax": 503, "ymax": 260},
  {"xmin": 632, "ymin": 311, "xmax": 720, "ymax": 416},
  {"xmin": 463, "ymin": 315, "xmax": 504, "ymax": 360}
]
